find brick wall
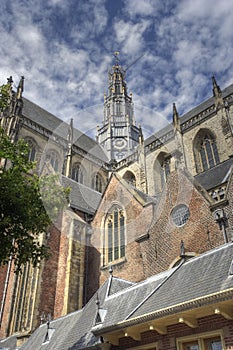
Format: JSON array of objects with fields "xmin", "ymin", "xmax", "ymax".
[
  {"xmin": 140, "ymin": 168, "xmax": 223, "ymax": 276},
  {"xmin": 111, "ymin": 315, "xmax": 233, "ymax": 350}
]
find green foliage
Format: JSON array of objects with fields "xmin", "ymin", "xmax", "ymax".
[
  {"xmin": 0, "ymin": 128, "xmax": 69, "ymax": 271},
  {"xmin": 0, "ymin": 83, "xmax": 11, "ymax": 112}
]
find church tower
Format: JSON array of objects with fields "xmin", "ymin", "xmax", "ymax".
[{"xmin": 96, "ymin": 53, "xmax": 141, "ymax": 161}]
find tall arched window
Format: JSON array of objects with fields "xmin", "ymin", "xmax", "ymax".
[
  {"xmin": 92, "ymin": 173, "xmax": 103, "ymax": 193},
  {"xmin": 71, "ymin": 163, "xmax": 84, "ymax": 184},
  {"xmin": 24, "ymin": 138, "xmax": 37, "ymax": 162},
  {"xmin": 104, "ymin": 207, "xmax": 125, "ymax": 265},
  {"xmin": 154, "ymin": 152, "xmax": 171, "ymax": 193},
  {"xmin": 194, "ymin": 130, "xmax": 220, "ymax": 173},
  {"xmin": 46, "ymin": 150, "xmax": 60, "ymax": 172},
  {"xmin": 160, "ymin": 156, "xmax": 171, "ymax": 186}
]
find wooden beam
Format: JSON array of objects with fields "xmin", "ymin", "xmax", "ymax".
[
  {"xmin": 179, "ymin": 316, "xmax": 198, "ymax": 328},
  {"xmin": 149, "ymin": 324, "xmax": 167, "ymax": 334},
  {"xmin": 214, "ymin": 306, "xmax": 233, "ymax": 320},
  {"xmin": 124, "ymin": 328, "xmax": 141, "ymax": 341}
]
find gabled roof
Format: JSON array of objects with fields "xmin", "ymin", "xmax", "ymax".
[
  {"xmin": 20, "ymin": 276, "xmax": 133, "ymax": 350},
  {"xmin": 93, "ymin": 243, "xmax": 233, "ymax": 334},
  {"xmin": 92, "ymin": 172, "xmax": 157, "ymax": 221},
  {"xmin": 20, "ymin": 244, "xmax": 233, "ymax": 349},
  {"xmin": 113, "ymin": 173, "xmax": 157, "ymax": 206},
  {"xmin": 61, "ymin": 176, "xmax": 102, "ymax": 215},
  {"xmin": 22, "ymin": 98, "xmax": 108, "ymax": 162},
  {"xmin": 195, "ymin": 157, "xmax": 233, "ymax": 190}
]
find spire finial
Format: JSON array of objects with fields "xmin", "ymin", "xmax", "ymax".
[
  {"xmin": 212, "ymin": 75, "xmax": 223, "ymax": 109},
  {"xmin": 173, "ymin": 103, "xmax": 180, "ymax": 131},
  {"xmin": 212, "ymin": 75, "xmax": 221, "ymax": 96},
  {"xmin": 114, "ymin": 51, "xmax": 120, "ymax": 66},
  {"xmin": 16, "ymin": 76, "xmax": 24, "ymax": 100},
  {"xmin": 67, "ymin": 118, "xmax": 73, "ymax": 144}
]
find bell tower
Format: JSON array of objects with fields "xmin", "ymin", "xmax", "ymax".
[{"xmin": 97, "ymin": 52, "xmax": 141, "ymax": 161}]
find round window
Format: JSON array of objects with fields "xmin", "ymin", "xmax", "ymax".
[{"xmin": 171, "ymin": 204, "xmax": 190, "ymax": 227}]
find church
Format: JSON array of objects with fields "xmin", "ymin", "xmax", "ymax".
[{"xmin": 0, "ymin": 57, "xmax": 233, "ymax": 350}]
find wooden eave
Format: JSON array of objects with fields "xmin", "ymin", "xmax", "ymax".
[{"xmin": 94, "ymin": 289, "xmax": 233, "ymax": 345}]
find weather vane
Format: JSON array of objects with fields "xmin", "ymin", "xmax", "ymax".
[{"xmin": 114, "ymin": 51, "xmax": 120, "ymax": 65}]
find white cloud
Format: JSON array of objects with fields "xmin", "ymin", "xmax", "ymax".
[
  {"xmin": 0, "ymin": 0, "xmax": 233, "ymax": 138},
  {"xmin": 113, "ymin": 19, "xmax": 151, "ymax": 56}
]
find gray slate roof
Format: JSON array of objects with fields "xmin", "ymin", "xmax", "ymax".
[
  {"xmin": 23, "ymin": 98, "xmax": 108, "ymax": 162},
  {"xmin": 195, "ymin": 157, "xmax": 233, "ymax": 190},
  {"xmin": 20, "ymin": 277, "xmax": 132, "ymax": 350},
  {"xmin": 94, "ymin": 243, "xmax": 233, "ymax": 333},
  {"xmin": 20, "ymin": 244, "xmax": 233, "ymax": 349},
  {"xmin": 61, "ymin": 176, "xmax": 102, "ymax": 215}
]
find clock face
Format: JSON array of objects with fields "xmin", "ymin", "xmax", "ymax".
[{"xmin": 114, "ymin": 138, "xmax": 126, "ymax": 149}]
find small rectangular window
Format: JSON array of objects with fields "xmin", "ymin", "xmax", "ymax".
[{"xmin": 177, "ymin": 332, "xmax": 223, "ymax": 350}]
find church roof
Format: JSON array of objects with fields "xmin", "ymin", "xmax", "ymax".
[
  {"xmin": 20, "ymin": 243, "xmax": 233, "ymax": 349},
  {"xmin": 114, "ymin": 173, "xmax": 157, "ymax": 206},
  {"xmin": 180, "ymin": 83, "xmax": 233, "ymax": 124},
  {"xmin": 22, "ymin": 98, "xmax": 108, "ymax": 162},
  {"xmin": 194, "ymin": 157, "xmax": 233, "ymax": 190},
  {"xmin": 144, "ymin": 82, "xmax": 233, "ymax": 148},
  {"xmin": 20, "ymin": 276, "xmax": 133, "ymax": 350},
  {"xmin": 61, "ymin": 176, "xmax": 102, "ymax": 215},
  {"xmin": 93, "ymin": 243, "xmax": 233, "ymax": 333}
]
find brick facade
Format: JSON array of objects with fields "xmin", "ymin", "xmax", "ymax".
[{"xmin": 111, "ymin": 315, "xmax": 233, "ymax": 350}]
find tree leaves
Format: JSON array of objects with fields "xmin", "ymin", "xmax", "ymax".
[{"xmin": 0, "ymin": 128, "xmax": 69, "ymax": 272}]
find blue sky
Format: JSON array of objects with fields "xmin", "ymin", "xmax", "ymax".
[{"xmin": 1, "ymin": 0, "xmax": 233, "ymax": 137}]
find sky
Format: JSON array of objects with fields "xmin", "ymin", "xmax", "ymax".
[{"xmin": 1, "ymin": 0, "xmax": 233, "ymax": 138}]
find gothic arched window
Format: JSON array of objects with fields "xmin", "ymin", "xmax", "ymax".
[
  {"xmin": 194, "ymin": 130, "xmax": 220, "ymax": 173},
  {"xmin": 104, "ymin": 207, "xmax": 125, "ymax": 265},
  {"xmin": 46, "ymin": 150, "xmax": 60, "ymax": 172},
  {"xmin": 160, "ymin": 156, "xmax": 171, "ymax": 186},
  {"xmin": 92, "ymin": 173, "xmax": 103, "ymax": 193},
  {"xmin": 154, "ymin": 152, "xmax": 171, "ymax": 193},
  {"xmin": 71, "ymin": 163, "xmax": 84, "ymax": 184},
  {"xmin": 24, "ymin": 138, "xmax": 37, "ymax": 162}
]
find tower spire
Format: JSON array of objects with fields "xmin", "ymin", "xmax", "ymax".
[
  {"xmin": 96, "ymin": 54, "xmax": 141, "ymax": 162},
  {"xmin": 114, "ymin": 51, "xmax": 120, "ymax": 66}
]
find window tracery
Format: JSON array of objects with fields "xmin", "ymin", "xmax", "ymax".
[
  {"xmin": 194, "ymin": 130, "xmax": 220, "ymax": 173},
  {"xmin": 46, "ymin": 150, "xmax": 60, "ymax": 172},
  {"xmin": 104, "ymin": 207, "xmax": 125, "ymax": 265},
  {"xmin": 92, "ymin": 173, "xmax": 103, "ymax": 193},
  {"xmin": 24, "ymin": 138, "xmax": 37, "ymax": 162},
  {"xmin": 71, "ymin": 163, "xmax": 84, "ymax": 184}
]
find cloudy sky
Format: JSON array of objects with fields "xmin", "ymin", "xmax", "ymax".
[{"xmin": 1, "ymin": 0, "xmax": 233, "ymax": 137}]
